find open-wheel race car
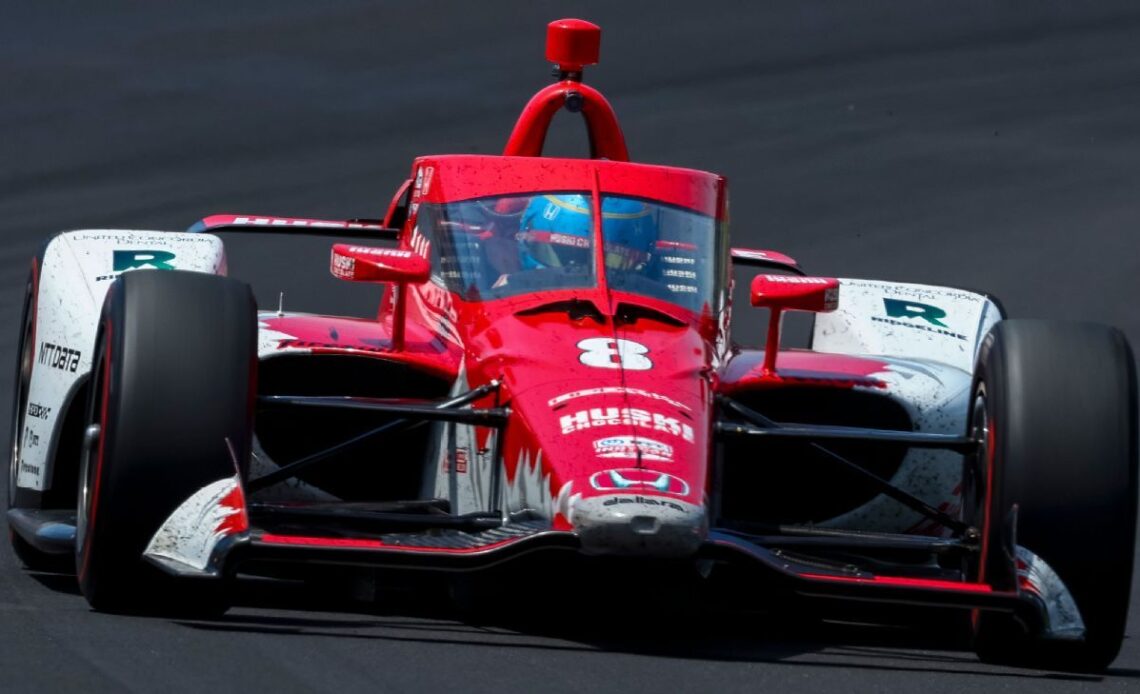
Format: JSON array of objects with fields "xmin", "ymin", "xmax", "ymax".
[{"xmin": 7, "ymin": 18, "xmax": 1137, "ymax": 672}]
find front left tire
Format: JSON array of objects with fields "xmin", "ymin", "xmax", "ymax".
[{"xmin": 76, "ymin": 270, "xmax": 257, "ymax": 613}]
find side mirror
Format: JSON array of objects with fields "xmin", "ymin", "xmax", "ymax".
[
  {"xmin": 751, "ymin": 274, "xmax": 839, "ymax": 312},
  {"xmin": 750, "ymin": 275, "xmax": 840, "ymax": 377},
  {"xmin": 330, "ymin": 244, "xmax": 430, "ymax": 284}
]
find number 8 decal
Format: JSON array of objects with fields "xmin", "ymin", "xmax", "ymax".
[{"xmin": 577, "ymin": 338, "xmax": 652, "ymax": 370}]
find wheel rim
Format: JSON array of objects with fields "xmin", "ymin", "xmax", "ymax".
[
  {"xmin": 962, "ymin": 390, "xmax": 989, "ymax": 534},
  {"xmin": 76, "ymin": 337, "xmax": 106, "ymax": 560},
  {"xmin": 76, "ymin": 426, "xmax": 97, "ymax": 554},
  {"xmin": 960, "ymin": 386, "xmax": 997, "ymax": 618},
  {"xmin": 961, "ymin": 389, "xmax": 991, "ymax": 635}
]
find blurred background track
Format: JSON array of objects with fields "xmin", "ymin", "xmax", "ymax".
[{"xmin": 2, "ymin": 2, "xmax": 1139, "ymax": 691}]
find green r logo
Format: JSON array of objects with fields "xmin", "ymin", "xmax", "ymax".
[
  {"xmin": 883, "ymin": 298, "xmax": 948, "ymax": 327},
  {"xmin": 113, "ymin": 250, "xmax": 176, "ymax": 271}
]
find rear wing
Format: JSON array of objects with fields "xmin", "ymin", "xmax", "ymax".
[
  {"xmin": 188, "ymin": 214, "xmax": 400, "ymax": 241},
  {"xmin": 730, "ymin": 248, "xmax": 804, "ymax": 276}
]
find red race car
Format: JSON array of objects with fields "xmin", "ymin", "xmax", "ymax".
[{"xmin": 8, "ymin": 18, "xmax": 1136, "ymax": 672}]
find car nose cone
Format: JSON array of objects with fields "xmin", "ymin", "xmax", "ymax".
[{"xmin": 571, "ymin": 494, "xmax": 707, "ymax": 557}]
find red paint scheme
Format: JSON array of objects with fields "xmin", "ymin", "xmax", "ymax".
[
  {"xmin": 720, "ymin": 350, "xmax": 891, "ymax": 392},
  {"xmin": 214, "ymin": 484, "xmax": 249, "ymax": 536},
  {"xmin": 467, "ymin": 302, "xmax": 713, "ymax": 509},
  {"xmin": 374, "ymin": 150, "xmax": 728, "ymax": 523},
  {"xmin": 241, "ymin": 22, "xmax": 881, "ymax": 540},
  {"xmin": 213, "ymin": 18, "xmax": 916, "ymax": 566}
]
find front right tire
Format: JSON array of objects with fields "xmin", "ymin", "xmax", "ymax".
[{"xmin": 967, "ymin": 319, "xmax": 1137, "ymax": 672}]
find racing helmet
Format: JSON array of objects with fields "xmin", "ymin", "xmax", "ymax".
[{"xmin": 518, "ymin": 194, "xmax": 656, "ymax": 271}]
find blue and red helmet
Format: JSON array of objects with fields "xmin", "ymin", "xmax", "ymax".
[{"xmin": 518, "ymin": 194, "xmax": 656, "ymax": 271}]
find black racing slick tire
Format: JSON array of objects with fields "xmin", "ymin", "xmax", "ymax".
[
  {"xmin": 966, "ymin": 319, "xmax": 1137, "ymax": 672},
  {"xmin": 76, "ymin": 270, "xmax": 256, "ymax": 614}
]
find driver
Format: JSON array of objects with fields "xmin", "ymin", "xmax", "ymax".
[{"xmin": 490, "ymin": 194, "xmax": 656, "ymax": 288}]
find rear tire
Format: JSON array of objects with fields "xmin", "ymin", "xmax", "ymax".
[
  {"xmin": 76, "ymin": 270, "xmax": 256, "ymax": 614},
  {"xmin": 967, "ymin": 320, "xmax": 1137, "ymax": 672}
]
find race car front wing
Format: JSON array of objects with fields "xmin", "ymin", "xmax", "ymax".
[{"xmin": 132, "ymin": 474, "xmax": 1079, "ymax": 643}]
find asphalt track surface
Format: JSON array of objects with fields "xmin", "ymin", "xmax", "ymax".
[{"xmin": 3, "ymin": 2, "xmax": 1140, "ymax": 692}]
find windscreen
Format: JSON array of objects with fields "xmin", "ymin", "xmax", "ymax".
[{"xmin": 417, "ymin": 192, "xmax": 716, "ymax": 311}]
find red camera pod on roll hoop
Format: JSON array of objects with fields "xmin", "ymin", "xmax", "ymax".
[
  {"xmin": 751, "ymin": 275, "xmax": 840, "ymax": 376},
  {"xmin": 503, "ymin": 18, "xmax": 629, "ymax": 161},
  {"xmin": 546, "ymin": 18, "xmax": 601, "ymax": 72}
]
